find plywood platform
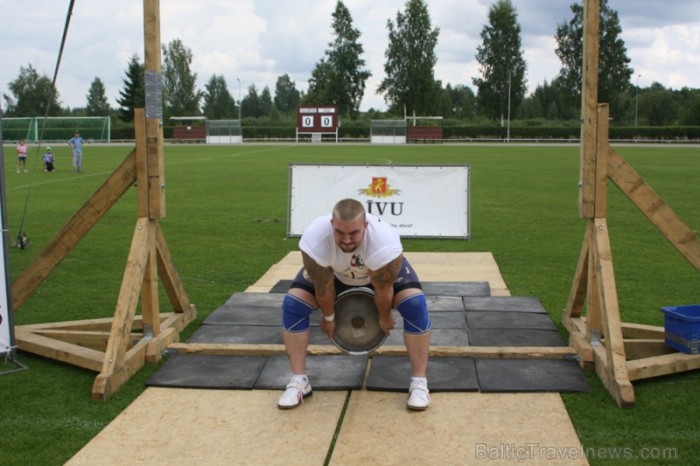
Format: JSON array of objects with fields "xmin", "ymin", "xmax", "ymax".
[{"xmin": 67, "ymin": 252, "xmax": 588, "ymax": 466}]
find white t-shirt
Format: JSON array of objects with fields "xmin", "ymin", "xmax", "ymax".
[{"xmin": 299, "ymin": 213, "xmax": 403, "ymax": 286}]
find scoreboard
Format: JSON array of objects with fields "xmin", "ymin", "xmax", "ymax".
[{"xmin": 296, "ymin": 106, "xmax": 338, "ymax": 133}]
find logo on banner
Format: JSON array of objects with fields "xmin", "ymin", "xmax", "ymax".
[{"xmin": 357, "ymin": 177, "xmax": 400, "ymax": 198}]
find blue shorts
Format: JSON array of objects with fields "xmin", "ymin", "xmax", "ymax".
[{"xmin": 282, "ymin": 256, "xmax": 430, "ymax": 334}]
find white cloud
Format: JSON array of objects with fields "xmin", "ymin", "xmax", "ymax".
[{"xmin": 0, "ymin": 0, "xmax": 698, "ymax": 113}]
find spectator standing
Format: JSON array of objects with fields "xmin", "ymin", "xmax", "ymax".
[
  {"xmin": 16, "ymin": 138, "xmax": 28, "ymax": 173},
  {"xmin": 68, "ymin": 130, "xmax": 85, "ymax": 172}
]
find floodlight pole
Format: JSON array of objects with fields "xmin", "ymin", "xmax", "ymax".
[
  {"xmin": 507, "ymin": 69, "xmax": 512, "ymax": 142},
  {"xmin": 634, "ymin": 74, "xmax": 641, "ymax": 127}
]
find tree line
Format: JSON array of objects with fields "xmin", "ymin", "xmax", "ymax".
[{"xmin": 3, "ymin": 0, "xmax": 699, "ymax": 129}]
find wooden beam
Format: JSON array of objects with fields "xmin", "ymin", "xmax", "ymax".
[
  {"xmin": 607, "ymin": 148, "xmax": 700, "ymax": 272},
  {"xmin": 623, "ymin": 339, "xmax": 673, "ymax": 360},
  {"xmin": 627, "ymin": 352, "xmax": 700, "ymax": 381},
  {"xmin": 593, "ymin": 104, "xmax": 609, "ymax": 217},
  {"xmin": 621, "ymin": 322, "xmax": 665, "ymax": 339},
  {"xmin": 14, "ymin": 328, "xmax": 105, "ymax": 372},
  {"xmin": 11, "ymin": 151, "xmax": 137, "ymax": 309},
  {"xmin": 592, "ymin": 218, "xmax": 635, "ymax": 407},
  {"xmin": 155, "ymin": 225, "xmax": 194, "ymax": 315},
  {"xmin": 167, "ymin": 342, "xmax": 577, "ymax": 359},
  {"xmin": 93, "ymin": 218, "xmax": 154, "ymax": 399},
  {"xmin": 143, "ymin": 0, "xmax": 165, "ymax": 218},
  {"xmin": 578, "ymin": 0, "xmax": 600, "ymax": 218},
  {"xmin": 563, "ymin": 224, "xmax": 590, "ymax": 320},
  {"xmin": 32, "ymin": 329, "xmax": 140, "ymax": 351}
]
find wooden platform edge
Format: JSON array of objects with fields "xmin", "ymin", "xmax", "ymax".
[{"xmin": 167, "ymin": 342, "xmax": 577, "ymax": 359}]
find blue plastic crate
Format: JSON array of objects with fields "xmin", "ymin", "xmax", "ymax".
[{"xmin": 661, "ymin": 304, "xmax": 700, "ymax": 354}]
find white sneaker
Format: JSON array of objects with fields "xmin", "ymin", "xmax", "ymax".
[
  {"xmin": 277, "ymin": 376, "xmax": 312, "ymax": 409},
  {"xmin": 407, "ymin": 378, "xmax": 431, "ymax": 411}
]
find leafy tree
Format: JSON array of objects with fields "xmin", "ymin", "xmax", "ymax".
[
  {"xmin": 116, "ymin": 54, "xmax": 145, "ymax": 123},
  {"xmin": 273, "ymin": 74, "xmax": 301, "ymax": 113},
  {"xmin": 306, "ymin": 1, "xmax": 370, "ymax": 119},
  {"xmin": 241, "ymin": 84, "xmax": 261, "ymax": 118},
  {"xmin": 304, "ymin": 59, "xmax": 333, "ymax": 105},
  {"xmin": 86, "ymin": 77, "xmax": 111, "ymax": 116},
  {"xmin": 378, "ymin": 0, "xmax": 439, "ymax": 116},
  {"xmin": 638, "ymin": 82, "xmax": 677, "ymax": 126},
  {"xmin": 202, "ymin": 74, "xmax": 237, "ymax": 119},
  {"xmin": 520, "ymin": 78, "xmax": 574, "ymax": 120},
  {"xmin": 446, "ymin": 84, "xmax": 476, "ymax": 120},
  {"xmin": 473, "ymin": 0, "xmax": 527, "ymax": 121},
  {"xmin": 554, "ymin": 0, "xmax": 632, "ymax": 114},
  {"xmin": 2, "ymin": 64, "xmax": 61, "ymax": 117},
  {"xmin": 162, "ymin": 39, "xmax": 202, "ymax": 118}
]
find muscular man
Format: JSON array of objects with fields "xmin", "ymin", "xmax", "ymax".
[{"xmin": 278, "ymin": 198, "xmax": 432, "ymax": 410}]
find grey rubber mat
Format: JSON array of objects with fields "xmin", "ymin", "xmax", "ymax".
[
  {"xmin": 468, "ymin": 328, "xmax": 565, "ymax": 347},
  {"xmin": 384, "ymin": 328, "xmax": 470, "ymax": 347},
  {"xmin": 188, "ymin": 325, "xmax": 283, "ymax": 344},
  {"xmin": 425, "ymin": 295, "xmax": 466, "ymax": 311},
  {"xmin": 475, "ymin": 359, "xmax": 590, "ymax": 392},
  {"xmin": 465, "ymin": 311, "xmax": 558, "ymax": 330},
  {"xmin": 255, "ymin": 355, "xmax": 367, "ymax": 390},
  {"xmin": 366, "ymin": 356, "xmax": 479, "ymax": 392},
  {"xmin": 205, "ymin": 292, "xmax": 285, "ymax": 326},
  {"xmin": 430, "ymin": 311, "xmax": 468, "ymax": 329},
  {"xmin": 145, "ymin": 354, "xmax": 268, "ymax": 389},
  {"xmin": 463, "ymin": 296, "xmax": 547, "ymax": 313},
  {"xmin": 422, "ymin": 282, "xmax": 490, "ymax": 297}
]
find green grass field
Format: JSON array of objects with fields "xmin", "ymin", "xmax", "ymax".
[{"xmin": 1, "ymin": 142, "xmax": 699, "ymax": 465}]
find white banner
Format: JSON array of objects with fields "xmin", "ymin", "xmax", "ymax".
[
  {"xmin": 0, "ymin": 190, "xmax": 11, "ymax": 356},
  {"xmin": 287, "ymin": 164, "xmax": 470, "ymax": 238}
]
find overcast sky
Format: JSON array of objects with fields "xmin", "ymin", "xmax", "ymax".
[{"xmin": 1, "ymin": 0, "xmax": 698, "ymax": 113}]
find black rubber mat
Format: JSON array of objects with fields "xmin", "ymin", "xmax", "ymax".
[
  {"xmin": 270, "ymin": 279, "xmax": 292, "ymax": 293},
  {"xmin": 366, "ymin": 356, "xmax": 478, "ymax": 392},
  {"xmin": 463, "ymin": 296, "xmax": 547, "ymax": 313},
  {"xmin": 465, "ymin": 311, "xmax": 558, "ymax": 330},
  {"xmin": 475, "ymin": 359, "xmax": 590, "ymax": 392},
  {"xmin": 255, "ymin": 355, "xmax": 367, "ymax": 390},
  {"xmin": 468, "ymin": 328, "xmax": 566, "ymax": 347},
  {"xmin": 145, "ymin": 353, "xmax": 268, "ymax": 389},
  {"xmin": 147, "ymin": 287, "xmax": 589, "ymax": 394}
]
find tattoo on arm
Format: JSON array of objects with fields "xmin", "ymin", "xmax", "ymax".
[
  {"xmin": 370, "ymin": 255, "xmax": 402, "ymax": 289},
  {"xmin": 301, "ymin": 252, "xmax": 333, "ymax": 297}
]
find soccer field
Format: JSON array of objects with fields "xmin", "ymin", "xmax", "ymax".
[{"xmin": 2, "ymin": 142, "xmax": 699, "ymax": 465}]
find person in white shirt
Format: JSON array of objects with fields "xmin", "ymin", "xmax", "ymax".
[{"xmin": 278, "ymin": 198, "xmax": 432, "ymax": 410}]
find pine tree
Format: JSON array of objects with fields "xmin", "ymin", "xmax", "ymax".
[
  {"xmin": 86, "ymin": 77, "xmax": 111, "ymax": 116},
  {"xmin": 116, "ymin": 55, "xmax": 144, "ymax": 123}
]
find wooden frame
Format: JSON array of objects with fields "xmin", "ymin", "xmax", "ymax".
[
  {"xmin": 562, "ymin": 0, "xmax": 700, "ymax": 407},
  {"xmin": 12, "ymin": 0, "xmax": 196, "ymax": 400}
]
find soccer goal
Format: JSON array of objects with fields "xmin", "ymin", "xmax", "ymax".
[
  {"xmin": 1, "ymin": 116, "xmax": 111, "ymax": 143},
  {"xmin": 206, "ymin": 119, "xmax": 242, "ymax": 144},
  {"xmin": 370, "ymin": 119, "xmax": 406, "ymax": 144}
]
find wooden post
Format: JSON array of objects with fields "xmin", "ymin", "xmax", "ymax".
[{"xmin": 578, "ymin": 0, "xmax": 599, "ymax": 219}]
